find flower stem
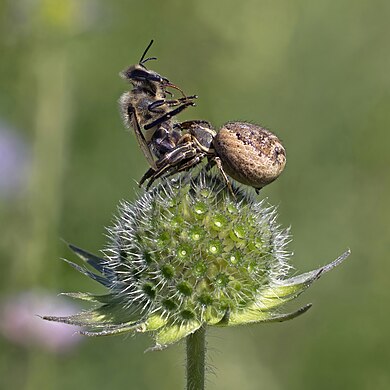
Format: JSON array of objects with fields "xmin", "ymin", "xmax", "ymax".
[{"xmin": 186, "ymin": 326, "xmax": 206, "ymax": 390}]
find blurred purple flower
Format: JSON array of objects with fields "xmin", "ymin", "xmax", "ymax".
[
  {"xmin": 0, "ymin": 123, "xmax": 30, "ymax": 197},
  {"xmin": 0, "ymin": 290, "xmax": 83, "ymax": 354}
]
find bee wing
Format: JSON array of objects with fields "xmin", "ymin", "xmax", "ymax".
[
  {"xmin": 120, "ymin": 92, "xmax": 157, "ymax": 171},
  {"xmin": 131, "ymin": 111, "xmax": 158, "ymax": 171},
  {"xmin": 131, "ymin": 113, "xmax": 157, "ymax": 171}
]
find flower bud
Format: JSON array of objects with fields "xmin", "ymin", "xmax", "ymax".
[{"xmin": 43, "ymin": 170, "xmax": 350, "ymax": 350}]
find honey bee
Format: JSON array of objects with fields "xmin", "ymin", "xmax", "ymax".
[{"xmin": 119, "ymin": 40, "xmax": 197, "ymax": 170}]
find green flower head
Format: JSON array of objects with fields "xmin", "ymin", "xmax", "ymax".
[{"xmin": 44, "ymin": 170, "xmax": 349, "ymax": 350}]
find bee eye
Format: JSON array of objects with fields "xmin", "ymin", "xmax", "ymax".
[
  {"xmin": 123, "ymin": 68, "xmax": 162, "ymax": 84},
  {"xmin": 126, "ymin": 68, "xmax": 151, "ymax": 81}
]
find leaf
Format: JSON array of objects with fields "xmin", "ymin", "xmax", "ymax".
[
  {"xmin": 152, "ymin": 320, "xmax": 202, "ymax": 349},
  {"xmin": 216, "ymin": 304, "xmax": 312, "ymax": 326}
]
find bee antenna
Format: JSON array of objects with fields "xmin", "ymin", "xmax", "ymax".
[
  {"xmin": 142, "ymin": 56, "xmax": 157, "ymax": 65},
  {"xmin": 167, "ymin": 83, "xmax": 187, "ymax": 98},
  {"xmin": 139, "ymin": 40, "xmax": 155, "ymax": 64}
]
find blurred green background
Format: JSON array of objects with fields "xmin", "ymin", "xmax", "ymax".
[{"xmin": 1, "ymin": 0, "xmax": 389, "ymax": 389}]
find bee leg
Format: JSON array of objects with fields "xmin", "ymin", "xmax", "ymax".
[
  {"xmin": 213, "ymin": 157, "xmax": 236, "ymax": 199},
  {"xmin": 176, "ymin": 95, "xmax": 197, "ymax": 102},
  {"xmin": 148, "ymin": 99, "xmax": 166, "ymax": 112},
  {"xmin": 144, "ymin": 101, "xmax": 195, "ymax": 131},
  {"xmin": 148, "ymin": 95, "xmax": 197, "ymax": 113}
]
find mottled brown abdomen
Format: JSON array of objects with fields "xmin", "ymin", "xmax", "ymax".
[{"xmin": 214, "ymin": 122, "xmax": 286, "ymax": 190}]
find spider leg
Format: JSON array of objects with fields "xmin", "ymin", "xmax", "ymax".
[
  {"xmin": 175, "ymin": 120, "xmax": 214, "ymax": 132},
  {"xmin": 139, "ymin": 167, "xmax": 156, "ymax": 187},
  {"xmin": 156, "ymin": 143, "xmax": 196, "ymax": 167},
  {"xmin": 175, "ymin": 154, "xmax": 205, "ymax": 172},
  {"xmin": 213, "ymin": 157, "xmax": 236, "ymax": 199},
  {"xmin": 147, "ymin": 154, "xmax": 205, "ymax": 189},
  {"xmin": 175, "ymin": 133, "xmax": 193, "ymax": 146},
  {"xmin": 139, "ymin": 133, "xmax": 190, "ymax": 187},
  {"xmin": 145, "ymin": 145, "xmax": 198, "ymax": 189}
]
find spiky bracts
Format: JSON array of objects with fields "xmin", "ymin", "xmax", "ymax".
[{"xmin": 44, "ymin": 170, "xmax": 350, "ymax": 350}]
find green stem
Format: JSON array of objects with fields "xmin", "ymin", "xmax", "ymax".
[{"xmin": 186, "ymin": 326, "xmax": 206, "ymax": 390}]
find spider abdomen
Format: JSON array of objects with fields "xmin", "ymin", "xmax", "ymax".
[{"xmin": 214, "ymin": 122, "xmax": 286, "ymax": 190}]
